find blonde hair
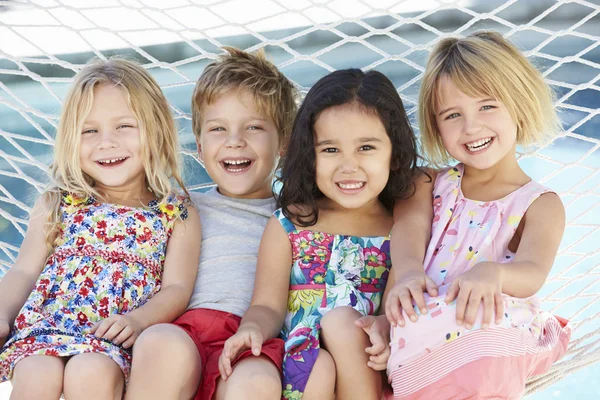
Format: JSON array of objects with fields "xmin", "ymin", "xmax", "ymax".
[
  {"xmin": 45, "ymin": 57, "xmax": 187, "ymax": 246},
  {"xmin": 191, "ymin": 47, "xmax": 298, "ymax": 147},
  {"xmin": 419, "ymin": 31, "xmax": 562, "ymax": 166}
]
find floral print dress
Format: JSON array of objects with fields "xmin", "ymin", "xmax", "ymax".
[
  {"xmin": 275, "ymin": 209, "xmax": 391, "ymax": 400},
  {"xmin": 0, "ymin": 192, "xmax": 187, "ymax": 381}
]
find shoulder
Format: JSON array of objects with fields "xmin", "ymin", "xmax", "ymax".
[{"xmin": 526, "ymin": 191, "xmax": 564, "ymax": 221}]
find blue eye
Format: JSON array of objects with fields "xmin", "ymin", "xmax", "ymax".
[
  {"xmin": 481, "ymin": 105, "xmax": 495, "ymax": 111},
  {"xmin": 247, "ymin": 125, "xmax": 263, "ymax": 131},
  {"xmin": 445, "ymin": 113, "xmax": 460, "ymax": 120},
  {"xmin": 82, "ymin": 129, "xmax": 97, "ymax": 134},
  {"xmin": 210, "ymin": 127, "xmax": 225, "ymax": 132}
]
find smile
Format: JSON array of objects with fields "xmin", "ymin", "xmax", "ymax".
[
  {"xmin": 96, "ymin": 157, "xmax": 128, "ymax": 166},
  {"xmin": 221, "ymin": 158, "xmax": 253, "ymax": 173},
  {"xmin": 465, "ymin": 137, "xmax": 493, "ymax": 153}
]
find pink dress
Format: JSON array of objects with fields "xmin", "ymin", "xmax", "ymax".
[{"xmin": 387, "ymin": 164, "xmax": 571, "ymax": 399}]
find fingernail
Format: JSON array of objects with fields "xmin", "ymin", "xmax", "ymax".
[
  {"xmin": 456, "ymin": 320, "xmax": 463, "ymax": 326},
  {"xmin": 399, "ymin": 320, "xmax": 405, "ymax": 326},
  {"xmin": 465, "ymin": 324, "xmax": 472, "ymax": 330},
  {"xmin": 421, "ymin": 308, "xmax": 428, "ymax": 315},
  {"xmin": 410, "ymin": 315, "xmax": 417, "ymax": 322},
  {"xmin": 482, "ymin": 324, "xmax": 488, "ymax": 329}
]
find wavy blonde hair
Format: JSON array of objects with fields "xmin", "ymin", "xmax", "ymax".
[
  {"xmin": 419, "ymin": 31, "xmax": 562, "ymax": 166},
  {"xmin": 45, "ymin": 57, "xmax": 187, "ymax": 246}
]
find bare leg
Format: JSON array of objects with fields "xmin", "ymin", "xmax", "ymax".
[
  {"xmin": 302, "ymin": 349, "xmax": 336, "ymax": 400},
  {"xmin": 125, "ymin": 324, "xmax": 202, "ymax": 400},
  {"xmin": 320, "ymin": 306, "xmax": 382, "ymax": 400},
  {"xmin": 10, "ymin": 355, "xmax": 66, "ymax": 400},
  {"xmin": 63, "ymin": 353, "xmax": 124, "ymax": 400},
  {"xmin": 214, "ymin": 355, "xmax": 281, "ymax": 400}
]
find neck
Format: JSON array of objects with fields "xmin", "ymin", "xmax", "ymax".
[
  {"xmin": 94, "ymin": 180, "xmax": 155, "ymax": 206},
  {"xmin": 462, "ymin": 147, "xmax": 524, "ymax": 184},
  {"xmin": 319, "ymin": 196, "xmax": 388, "ymax": 217}
]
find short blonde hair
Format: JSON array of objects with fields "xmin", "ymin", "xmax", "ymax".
[
  {"xmin": 46, "ymin": 57, "xmax": 186, "ymax": 246},
  {"xmin": 191, "ymin": 47, "xmax": 298, "ymax": 146},
  {"xmin": 419, "ymin": 31, "xmax": 562, "ymax": 166}
]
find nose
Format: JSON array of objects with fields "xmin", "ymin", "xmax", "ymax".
[
  {"xmin": 98, "ymin": 128, "xmax": 118, "ymax": 150},
  {"xmin": 464, "ymin": 114, "xmax": 484, "ymax": 136},
  {"xmin": 339, "ymin": 153, "xmax": 359, "ymax": 174},
  {"xmin": 224, "ymin": 128, "xmax": 246, "ymax": 149}
]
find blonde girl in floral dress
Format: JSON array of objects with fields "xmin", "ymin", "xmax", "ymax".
[
  {"xmin": 0, "ymin": 58, "xmax": 201, "ymax": 399},
  {"xmin": 218, "ymin": 69, "xmax": 425, "ymax": 400},
  {"xmin": 385, "ymin": 31, "xmax": 571, "ymax": 399}
]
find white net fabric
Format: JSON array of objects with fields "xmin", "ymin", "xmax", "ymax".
[{"xmin": 0, "ymin": 0, "xmax": 599, "ymax": 395}]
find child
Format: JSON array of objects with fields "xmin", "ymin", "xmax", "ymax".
[
  {"xmin": 386, "ymin": 31, "xmax": 571, "ymax": 399},
  {"xmin": 124, "ymin": 47, "xmax": 298, "ymax": 400},
  {"xmin": 219, "ymin": 68, "xmax": 423, "ymax": 400},
  {"xmin": 0, "ymin": 58, "xmax": 201, "ymax": 399}
]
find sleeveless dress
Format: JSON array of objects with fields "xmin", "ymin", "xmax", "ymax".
[
  {"xmin": 275, "ymin": 209, "xmax": 391, "ymax": 400},
  {"xmin": 0, "ymin": 192, "xmax": 188, "ymax": 381},
  {"xmin": 387, "ymin": 164, "xmax": 571, "ymax": 399}
]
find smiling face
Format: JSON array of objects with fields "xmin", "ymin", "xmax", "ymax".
[
  {"xmin": 435, "ymin": 76, "xmax": 518, "ymax": 170},
  {"xmin": 197, "ymin": 89, "xmax": 280, "ymax": 199},
  {"xmin": 313, "ymin": 105, "xmax": 392, "ymax": 211},
  {"xmin": 79, "ymin": 83, "xmax": 146, "ymax": 194}
]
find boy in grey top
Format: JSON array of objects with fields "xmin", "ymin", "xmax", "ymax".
[{"xmin": 126, "ymin": 47, "xmax": 298, "ymax": 400}]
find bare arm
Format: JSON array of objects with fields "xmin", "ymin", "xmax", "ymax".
[
  {"xmin": 239, "ymin": 216, "xmax": 292, "ymax": 340},
  {"xmin": 500, "ymin": 192, "xmax": 565, "ymax": 298},
  {"xmin": 0, "ymin": 196, "xmax": 53, "ymax": 327},
  {"xmin": 384, "ymin": 170, "xmax": 436, "ymax": 325}
]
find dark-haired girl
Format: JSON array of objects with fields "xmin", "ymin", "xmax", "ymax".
[{"xmin": 218, "ymin": 69, "xmax": 424, "ymax": 399}]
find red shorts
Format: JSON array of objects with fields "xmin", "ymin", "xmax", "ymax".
[{"xmin": 173, "ymin": 308, "xmax": 284, "ymax": 400}]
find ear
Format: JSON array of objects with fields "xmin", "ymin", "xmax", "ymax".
[{"xmin": 196, "ymin": 138, "xmax": 203, "ymax": 162}]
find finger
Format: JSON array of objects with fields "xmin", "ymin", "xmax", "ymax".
[
  {"xmin": 409, "ymin": 285, "xmax": 428, "ymax": 316},
  {"xmin": 481, "ymin": 293, "xmax": 494, "ymax": 329},
  {"xmin": 102, "ymin": 320, "xmax": 126, "ymax": 341},
  {"xmin": 388, "ymin": 295, "xmax": 405, "ymax": 327},
  {"xmin": 354, "ymin": 316, "xmax": 373, "ymax": 330},
  {"xmin": 366, "ymin": 340, "xmax": 386, "ymax": 356},
  {"xmin": 370, "ymin": 347, "xmax": 390, "ymax": 366},
  {"xmin": 218, "ymin": 354, "xmax": 228, "ymax": 381},
  {"xmin": 399, "ymin": 290, "xmax": 418, "ymax": 322},
  {"xmin": 122, "ymin": 333, "xmax": 138, "ymax": 349},
  {"xmin": 495, "ymin": 292, "xmax": 504, "ymax": 325},
  {"xmin": 425, "ymin": 276, "xmax": 439, "ymax": 297},
  {"xmin": 92, "ymin": 319, "xmax": 114, "ymax": 338},
  {"xmin": 112, "ymin": 325, "xmax": 133, "ymax": 345},
  {"xmin": 445, "ymin": 281, "xmax": 459, "ymax": 304},
  {"xmin": 250, "ymin": 331, "xmax": 263, "ymax": 356},
  {"xmin": 384, "ymin": 297, "xmax": 396, "ymax": 327},
  {"xmin": 454, "ymin": 287, "xmax": 470, "ymax": 326},
  {"xmin": 463, "ymin": 291, "xmax": 482, "ymax": 329}
]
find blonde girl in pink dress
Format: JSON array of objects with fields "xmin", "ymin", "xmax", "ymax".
[{"xmin": 385, "ymin": 31, "xmax": 571, "ymax": 399}]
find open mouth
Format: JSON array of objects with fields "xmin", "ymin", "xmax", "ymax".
[
  {"xmin": 96, "ymin": 157, "xmax": 128, "ymax": 167},
  {"xmin": 465, "ymin": 137, "xmax": 493, "ymax": 153},
  {"xmin": 221, "ymin": 159, "xmax": 253, "ymax": 173},
  {"xmin": 336, "ymin": 181, "xmax": 366, "ymax": 192}
]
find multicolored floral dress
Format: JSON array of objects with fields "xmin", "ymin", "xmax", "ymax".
[
  {"xmin": 275, "ymin": 209, "xmax": 391, "ymax": 400},
  {"xmin": 387, "ymin": 164, "xmax": 571, "ymax": 399},
  {"xmin": 0, "ymin": 192, "xmax": 187, "ymax": 381}
]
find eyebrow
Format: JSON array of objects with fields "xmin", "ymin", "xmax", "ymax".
[
  {"xmin": 314, "ymin": 137, "xmax": 383, "ymax": 146},
  {"xmin": 83, "ymin": 115, "xmax": 136, "ymax": 124},
  {"xmin": 204, "ymin": 116, "xmax": 267, "ymax": 125},
  {"xmin": 437, "ymin": 98, "xmax": 496, "ymax": 116}
]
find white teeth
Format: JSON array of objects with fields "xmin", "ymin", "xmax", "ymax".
[
  {"xmin": 466, "ymin": 138, "xmax": 492, "ymax": 151},
  {"xmin": 337, "ymin": 182, "xmax": 365, "ymax": 190},
  {"xmin": 223, "ymin": 159, "xmax": 251, "ymax": 165},
  {"xmin": 98, "ymin": 158, "xmax": 126, "ymax": 165}
]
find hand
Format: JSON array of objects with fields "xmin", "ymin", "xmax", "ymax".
[
  {"xmin": 90, "ymin": 314, "xmax": 143, "ymax": 349},
  {"xmin": 0, "ymin": 319, "xmax": 10, "ymax": 348},
  {"xmin": 385, "ymin": 270, "xmax": 438, "ymax": 327},
  {"xmin": 355, "ymin": 315, "xmax": 390, "ymax": 371},
  {"xmin": 218, "ymin": 324, "xmax": 263, "ymax": 381},
  {"xmin": 445, "ymin": 262, "xmax": 504, "ymax": 330}
]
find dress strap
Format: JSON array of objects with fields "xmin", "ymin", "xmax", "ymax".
[{"xmin": 273, "ymin": 208, "xmax": 296, "ymax": 234}]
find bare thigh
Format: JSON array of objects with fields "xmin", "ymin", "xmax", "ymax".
[
  {"xmin": 63, "ymin": 353, "xmax": 124, "ymax": 400},
  {"xmin": 11, "ymin": 355, "xmax": 66, "ymax": 400}
]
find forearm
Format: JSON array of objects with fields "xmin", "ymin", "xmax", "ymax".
[
  {"xmin": 390, "ymin": 216, "xmax": 429, "ymax": 279},
  {"xmin": 498, "ymin": 261, "xmax": 549, "ymax": 298},
  {"xmin": 239, "ymin": 305, "xmax": 284, "ymax": 341},
  {"xmin": 0, "ymin": 268, "xmax": 39, "ymax": 325},
  {"xmin": 125, "ymin": 284, "xmax": 191, "ymax": 330}
]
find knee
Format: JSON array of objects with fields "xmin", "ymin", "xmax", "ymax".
[
  {"xmin": 63, "ymin": 354, "xmax": 123, "ymax": 392},
  {"xmin": 320, "ymin": 306, "xmax": 363, "ymax": 340},
  {"xmin": 224, "ymin": 357, "xmax": 282, "ymax": 399},
  {"xmin": 133, "ymin": 324, "xmax": 197, "ymax": 362},
  {"xmin": 11, "ymin": 357, "xmax": 64, "ymax": 399}
]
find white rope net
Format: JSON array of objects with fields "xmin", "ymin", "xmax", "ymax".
[{"xmin": 0, "ymin": 0, "xmax": 598, "ymax": 396}]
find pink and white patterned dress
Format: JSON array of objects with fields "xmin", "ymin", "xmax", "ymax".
[
  {"xmin": 387, "ymin": 164, "xmax": 571, "ymax": 399},
  {"xmin": 0, "ymin": 192, "xmax": 187, "ymax": 381}
]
